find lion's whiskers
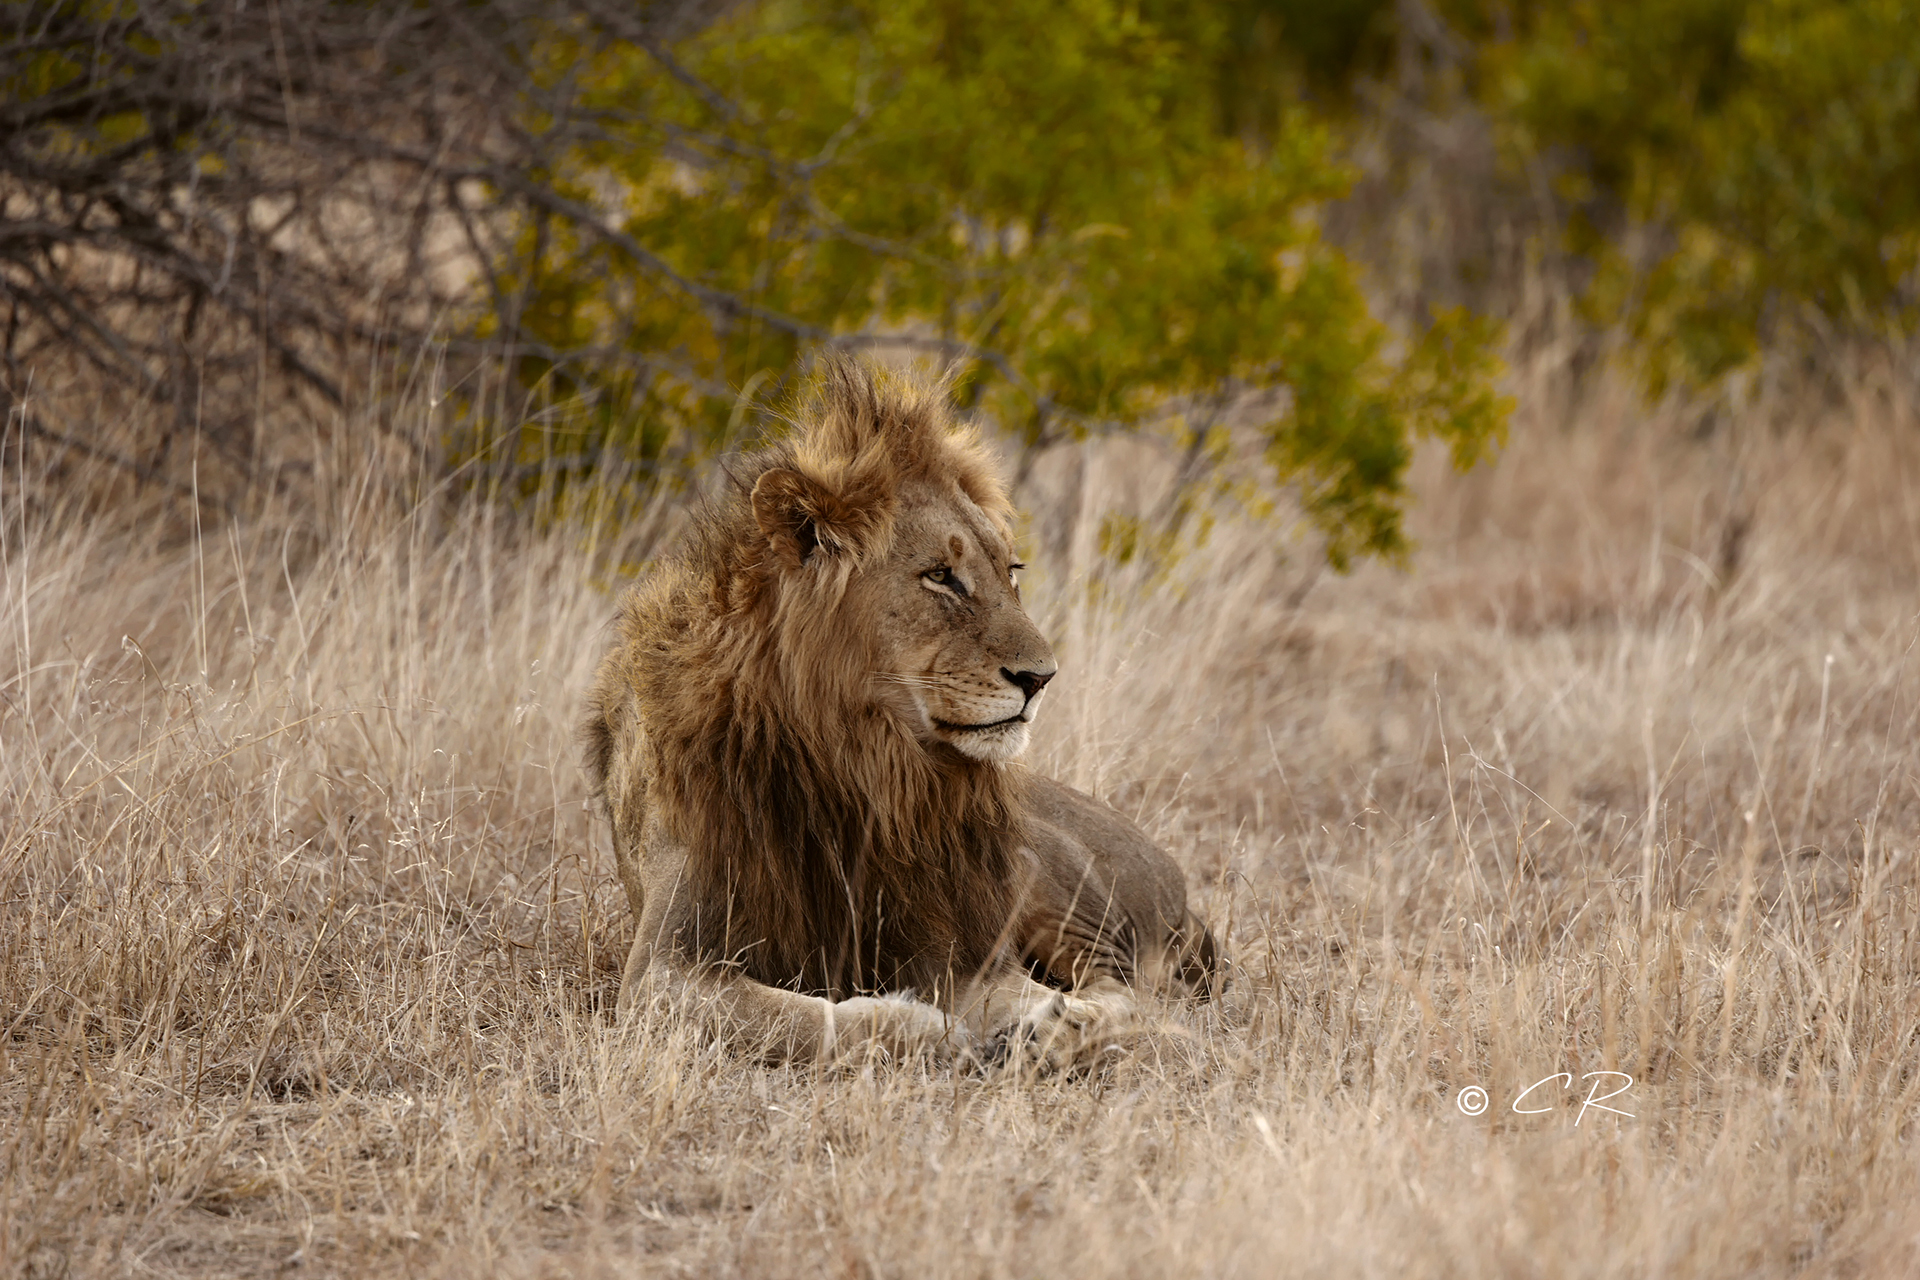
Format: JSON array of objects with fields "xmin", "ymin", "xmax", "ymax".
[{"xmin": 874, "ymin": 672, "xmax": 946, "ymax": 690}]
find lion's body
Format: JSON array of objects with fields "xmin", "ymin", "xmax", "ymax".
[{"xmin": 584, "ymin": 361, "xmax": 1217, "ymax": 1065}]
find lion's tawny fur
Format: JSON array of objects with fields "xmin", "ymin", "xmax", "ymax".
[
  {"xmin": 585, "ymin": 358, "xmax": 1219, "ymax": 1066},
  {"xmin": 585, "ymin": 362, "xmax": 1029, "ymax": 998}
]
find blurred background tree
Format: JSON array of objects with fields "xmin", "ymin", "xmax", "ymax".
[
  {"xmin": 494, "ymin": 0, "xmax": 1507, "ymax": 566},
  {"xmin": 1468, "ymin": 0, "xmax": 1920, "ymax": 392},
  {"xmin": 6, "ymin": 0, "xmax": 1915, "ymax": 554},
  {"xmin": 1195, "ymin": 0, "xmax": 1920, "ymax": 394},
  {"xmin": 0, "ymin": 0, "xmax": 1503, "ymax": 566}
]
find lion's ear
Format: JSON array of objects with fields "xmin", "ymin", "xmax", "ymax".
[{"xmin": 750, "ymin": 467, "xmax": 889, "ymax": 568}]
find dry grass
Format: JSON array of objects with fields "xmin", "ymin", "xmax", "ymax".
[{"xmin": 5, "ymin": 340, "xmax": 1920, "ymax": 1279}]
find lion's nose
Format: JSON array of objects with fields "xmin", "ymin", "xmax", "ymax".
[{"xmin": 1002, "ymin": 667, "xmax": 1055, "ymax": 700}]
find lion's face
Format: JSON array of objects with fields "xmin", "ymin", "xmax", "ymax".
[
  {"xmin": 744, "ymin": 384, "xmax": 1054, "ymax": 767},
  {"xmin": 863, "ymin": 479, "xmax": 1055, "ymax": 764}
]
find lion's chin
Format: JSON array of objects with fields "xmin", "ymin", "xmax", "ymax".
[{"xmin": 940, "ymin": 720, "xmax": 1031, "ymax": 763}]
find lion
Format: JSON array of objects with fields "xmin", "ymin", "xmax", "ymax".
[{"xmin": 583, "ymin": 358, "xmax": 1219, "ymax": 1069}]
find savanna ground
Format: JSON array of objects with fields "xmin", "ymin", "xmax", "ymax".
[{"xmin": 5, "ymin": 328, "xmax": 1920, "ymax": 1278}]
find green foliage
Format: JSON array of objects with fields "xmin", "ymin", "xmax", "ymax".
[
  {"xmin": 509, "ymin": 0, "xmax": 1506, "ymax": 565},
  {"xmin": 1207, "ymin": 0, "xmax": 1399, "ymax": 133},
  {"xmin": 1474, "ymin": 0, "xmax": 1920, "ymax": 390}
]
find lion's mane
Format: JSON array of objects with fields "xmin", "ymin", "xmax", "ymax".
[{"xmin": 584, "ymin": 362, "xmax": 1029, "ymax": 1000}]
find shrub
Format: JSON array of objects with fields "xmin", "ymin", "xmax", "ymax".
[{"xmin": 1470, "ymin": 0, "xmax": 1920, "ymax": 389}]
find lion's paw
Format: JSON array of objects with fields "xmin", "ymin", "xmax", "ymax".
[
  {"xmin": 983, "ymin": 990, "xmax": 1136, "ymax": 1075},
  {"xmin": 828, "ymin": 993, "xmax": 970, "ymax": 1064}
]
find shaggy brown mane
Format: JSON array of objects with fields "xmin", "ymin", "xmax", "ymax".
[{"xmin": 585, "ymin": 360, "xmax": 1028, "ymax": 1000}]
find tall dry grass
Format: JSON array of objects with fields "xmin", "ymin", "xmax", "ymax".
[{"xmin": 4, "ymin": 336, "xmax": 1920, "ymax": 1278}]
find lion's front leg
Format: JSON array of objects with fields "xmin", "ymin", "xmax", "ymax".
[
  {"xmin": 614, "ymin": 826, "xmax": 970, "ymax": 1065},
  {"xmin": 624, "ymin": 951, "xmax": 971, "ymax": 1066},
  {"xmin": 824, "ymin": 992, "xmax": 970, "ymax": 1063},
  {"xmin": 956, "ymin": 970, "xmax": 1139, "ymax": 1074}
]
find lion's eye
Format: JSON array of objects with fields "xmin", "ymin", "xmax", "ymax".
[
  {"xmin": 923, "ymin": 565, "xmax": 972, "ymax": 597},
  {"xmin": 1008, "ymin": 561, "xmax": 1025, "ymax": 586}
]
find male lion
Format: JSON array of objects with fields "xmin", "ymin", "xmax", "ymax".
[{"xmin": 583, "ymin": 359, "xmax": 1218, "ymax": 1069}]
